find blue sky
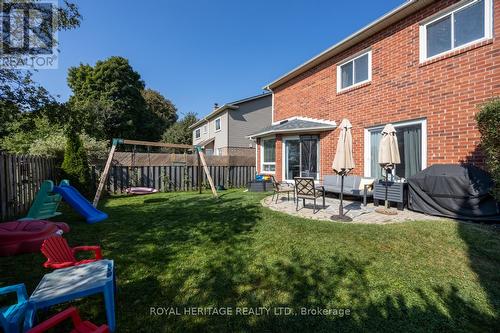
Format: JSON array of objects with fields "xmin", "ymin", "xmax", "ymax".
[{"xmin": 33, "ymin": 0, "xmax": 404, "ymax": 119}]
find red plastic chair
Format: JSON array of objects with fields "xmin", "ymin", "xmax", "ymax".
[
  {"xmin": 27, "ymin": 306, "xmax": 109, "ymax": 333},
  {"xmin": 41, "ymin": 236, "xmax": 103, "ymax": 269}
]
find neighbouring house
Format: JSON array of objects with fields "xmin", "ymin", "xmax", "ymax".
[
  {"xmin": 250, "ymin": 0, "xmax": 499, "ymax": 182},
  {"xmin": 191, "ymin": 93, "xmax": 272, "ymax": 156}
]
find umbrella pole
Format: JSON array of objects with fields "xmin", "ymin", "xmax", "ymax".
[
  {"xmin": 340, "ymin": 172, "xmax": 344, "ymax": 216},
  {"xmin": 384, "ymin": 167, "xmax": 389, "ymax": 209}
]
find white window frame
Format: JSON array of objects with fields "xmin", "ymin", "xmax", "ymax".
[
  {"xmin": 261, "ymin": 136, "xmax": 276, "ymax": 174},
  {"xmin": 336, "ymin": 49, "xmax": 372, "ymax": 93},
  {"xmin": 214, "ymin": 117, "xmax": 222, "ymax": 132},
  {"xmin": 419, "ymin": 0, "xmax": 493, "ymax": 63},
  {"xmin": 281, "ymin": 136, "xmax": 321, "ymax": 182},
  {"xmin": 203, "ymin": 125, "xmax": 207, "ymax": 134},
  {"xmin": 363, "ymin": 118, "xmax": 427, "ymax": 179},
  {"xmin": 195, "ymin": 128, "xmax": 201, "ymax": 139}
]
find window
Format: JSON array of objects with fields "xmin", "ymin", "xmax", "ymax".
[
  {"xmin": 261, "ymin": 138, "xmax": 276, "ymax": 173},
  {"xmin": 420, "ymin": 0, "xmax": 492, "ymax": 61},
  {"xmin": 215, "ymin": 118, "xmax": 221, "ymax": 131},
  {"xmin": 337, "ymin": 50, "xmax": 372, "ymax": 92},
  {"xmin": 216, "ymin": 148, "xmax": 223, "ymax": 156},
  {"xmin": 364, "ymin": 119, "xmax": 427, "ymax": 180},
  {"xmin": 195, "ymin": 128, "xmax": 201, "ymax": 139},
  {"xmin": 203, "ymin": 125, "xmax": 207, "ymax": 134}
]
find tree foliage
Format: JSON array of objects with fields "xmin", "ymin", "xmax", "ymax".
[
  {"xmin": 67, "ymin": 57, "xmax": 175, "ymax": 141},
  {"xmin": 476, "ymin": 98, "xmax": 500, "ymax": 201},
  {"xmin": 0, "ymin": 113, "xmax": 108, "ymax": 162},
  {"xmin": 67, "ymin": 56, "xmax": 147, "ymax": 140},
  {"xmin": 162, "ymin": 112, "xmax": 198, "ymax": 145},
  {"xmin": 0, "ymin": 1, "xmax": 81, "ymax": 135},
  {"xmin": 61, "ymin": 128, "xmax": 92, "ymax": 196},
  {"xmin": 0, "ymin": 114, "xmax": 63, "ymax": 155},
  {"xmin": 141, "ymin": 88, "xmax": 178, "ymax": 139}
]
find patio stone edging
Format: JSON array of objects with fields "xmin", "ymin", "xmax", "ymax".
[{"xmin": 260, "ymin": 195, "xmax": 445, "ymax": 225}]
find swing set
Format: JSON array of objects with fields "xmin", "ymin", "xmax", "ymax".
[
  {"xmin": 125, "ymin": 144, "xmax": 159, "ymax": 195},
  {"xmin": 92, "ymin": 138, "xmax": 217, "ymax": 207}
]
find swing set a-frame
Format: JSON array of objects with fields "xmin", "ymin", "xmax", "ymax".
[{"xmin": 92, "ymin": 138, "xmax": 217, "ymax": 207}]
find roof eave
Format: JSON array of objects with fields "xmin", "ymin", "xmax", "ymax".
[
  {"xmin": 247, "ymin": 125, "xmax": 337, "ymax": 139},
  {"xmin": 264, "ymin": 0, "xmax": 435, "ymax": 90},
  {"xmin": 189, "ymin": 104, "xmax": 239, "ymax": 129}
]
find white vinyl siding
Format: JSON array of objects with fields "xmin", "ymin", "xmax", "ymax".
[
  {"xmin": 420, "ymin": 0, "xmax": 492, "ymax": 62},
  {"xmin": 337, "ymin": 49, "xmax": 372, "ymax": 92}
]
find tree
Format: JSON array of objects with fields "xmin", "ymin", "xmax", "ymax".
[
  {"xmin": 67, "ymin": 56, "xmax": 149, "ymax": 140},
  {"xmin": 0, "ymin": 1, "xmax": 81, "ymax": 135},
  {"xmin": 61, "ymin": 128, "xmax": 92, "ymax": 196},
  {"xmin": 0, "ymin": 114, "xmax": 64, "ymax": 155},
  {"xmin": 162, "ymin": 112, "xmax": 198, "ymax": 145},
  {"xmin": 476, "ymin": 98, "xmax": 500, "ymax": 201},
  {"xmin": 140, "ymin": 89, "xmax": 178, "ymax": 140}
]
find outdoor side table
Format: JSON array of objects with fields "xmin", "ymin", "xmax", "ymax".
[
  {"xmin": 373, "ymin": 180, "xmax": 406, "ymax": 210},
  {"xmin": 24, "ymin": 259, "xmax": 116, "ymax": 332}
]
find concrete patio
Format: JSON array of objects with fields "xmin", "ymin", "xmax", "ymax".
[{"xmin": 262, "ymin": 194, "xmax": 445, "ymax": 224}]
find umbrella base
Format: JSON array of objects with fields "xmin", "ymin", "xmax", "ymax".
[
  {"xmin": 330, "ymin": 215, "xmax": 353, "ymax": 222},
  {"xmin": 375, "ymin": 207, "xmax": 398, "ymax": 215}
]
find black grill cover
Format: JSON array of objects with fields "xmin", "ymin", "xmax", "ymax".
[{"xmin": 407, "ymin": 164, "xmax": 500, "ymax": 222}]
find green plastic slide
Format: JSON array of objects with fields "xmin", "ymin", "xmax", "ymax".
[{"xmin": 20, "ymin": 180, "xmax": 67, "ymax": 220}]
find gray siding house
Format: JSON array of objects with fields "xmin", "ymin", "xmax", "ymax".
[{"xmin": 191, "ymin": 93, "xmax": 272, "ymax": 156}]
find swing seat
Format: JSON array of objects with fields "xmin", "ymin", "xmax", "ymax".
[{"xmin": 125, "ymin": 187, "xmax": 158, "ymax": 195}]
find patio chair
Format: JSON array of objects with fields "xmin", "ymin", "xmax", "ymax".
[
  {"xmin": 0, "ymin": 283, "xmax": 28, "ymax": 333},
  {"xmin": 271, "ymin": 176, "xmax": 295, "ymax": 203},
  {"xmin": 41, "ymin": 236, "xmax": 103, "ymax": 269},
  {"xmin": 294, "ymin": 177, "xmax": 325, "ymax": 213},
  {"xmin": 26, "ymin": 306, "xmax": 109, "ymax": 333}
]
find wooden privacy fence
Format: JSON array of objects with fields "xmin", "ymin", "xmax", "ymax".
[
  {"xmin": 0, "ymin": 152, "xmax": 57, "ymax": 221},
  {"xmin": 92, "ymin": 165, "xmax": 256, "ymax": 194},
  {"xmin": 0, "ymin": 150, "xmax": 256, "ymax": 221}
]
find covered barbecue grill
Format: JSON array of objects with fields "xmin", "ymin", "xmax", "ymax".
[{"xmin": 407, "ymin": 164, "xmax": 500, "ymax": 222}]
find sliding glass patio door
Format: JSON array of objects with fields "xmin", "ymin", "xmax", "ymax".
[
  {"xmin": 284, "ymin": 136, "xmax": 319, "ymax": 181},
  {"xmin": 285, "ymin": 139, "xmax": 300, "ymax": 180},
  {"xmin": 367, "ymin": 120, "xmax": 425, "ymax": 180}
]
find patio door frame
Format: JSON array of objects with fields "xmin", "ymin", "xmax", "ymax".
[
  {"xmin": 363, "ymin": 118, "xmax": 427, "ymax": 179},
  {"xmin": 282, "ymin": 135, "xmax": 321, "ymax": 182}
]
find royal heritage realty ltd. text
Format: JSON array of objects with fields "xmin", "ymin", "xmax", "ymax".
[{"xmin": 150, "ymin": 307, "xmax": 351, "ymax": 317}]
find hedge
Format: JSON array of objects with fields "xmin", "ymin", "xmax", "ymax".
[{"xmin": 476, "ymin": 98, "xmax": 500, "ymax": 201}]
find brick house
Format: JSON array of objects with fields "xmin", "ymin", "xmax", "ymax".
[{"xmin": 250, "ymin": 0, "xmax": 499, "ymax": 182}]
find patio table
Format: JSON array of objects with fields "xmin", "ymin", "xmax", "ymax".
[{"xmin": 24, "ymin": 259, "xmax": 116, "ymax": 332}]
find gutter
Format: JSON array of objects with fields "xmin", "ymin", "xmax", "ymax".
[
  {"xmin": 189, "ymin": 104, "xmax": 238, "ymax": 129},
  {"xmin": 189, "ymin": 92, "xmax": 272, "ymax": 130},
  {"xmin": 247, "ymin": 125, "xmax": 337, "ymax": 140}
]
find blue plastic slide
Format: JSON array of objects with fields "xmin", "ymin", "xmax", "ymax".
[{"xmin": 53, "ymin": 181, "xmax": 108, "ymax": 224}]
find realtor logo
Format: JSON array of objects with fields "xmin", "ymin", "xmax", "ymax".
[{"xmin": 0, "ymin": 0, "xmax": 58, "ymax": 69}]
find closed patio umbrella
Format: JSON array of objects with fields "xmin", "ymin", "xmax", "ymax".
[
  {"xmin": 377, "ymin": 124, "xmax": 400, "ymax": 212},
  {"xmin": 332, "ymin": 119, "xmax": 355, "ymax": 218}
]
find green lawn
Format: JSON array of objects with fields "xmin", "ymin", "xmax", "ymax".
[{"xmin": 1, "ymin": 190, "xmax": 499, "ymax": 332}]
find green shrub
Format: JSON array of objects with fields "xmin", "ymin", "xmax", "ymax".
[
  {"xmin": 61, "ymin": 128, "xmax": 92, "ymax": 196},
  {"xmin": 28, "ymin": 132, "xmax": 66, "ymax": 160},
  {"xmin": 476, "ymin": 98, "xmax": 500, "ymax": 201}
]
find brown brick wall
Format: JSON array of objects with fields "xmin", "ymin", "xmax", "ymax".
[{"xmin": 260, "ymin": 0, "xmax": 499, "ymax": 181}]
